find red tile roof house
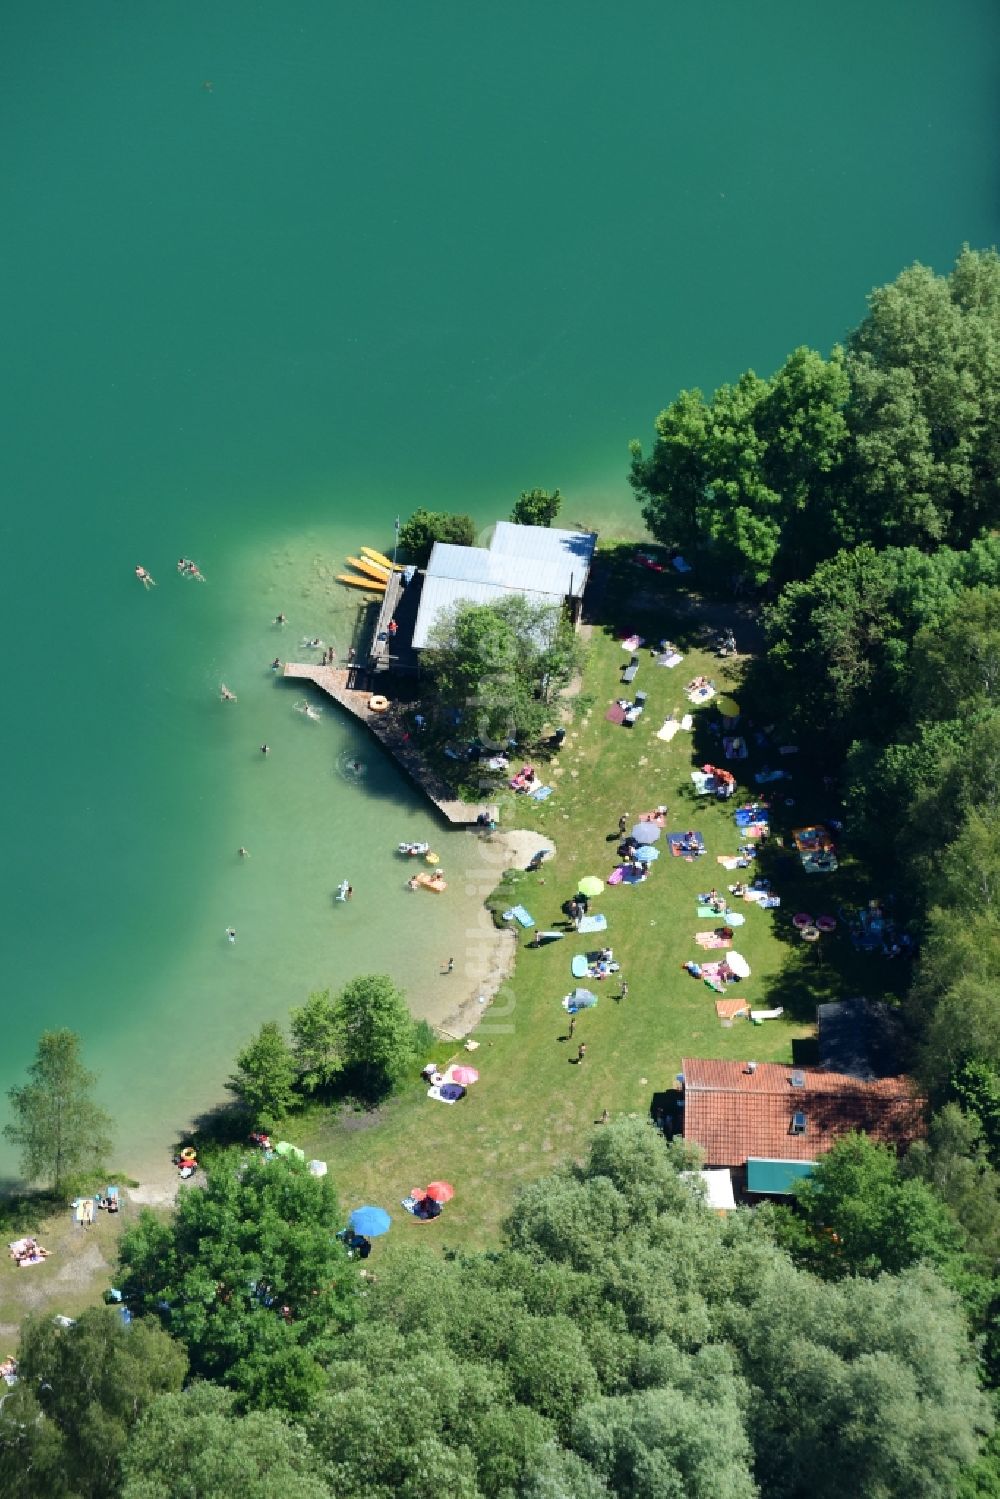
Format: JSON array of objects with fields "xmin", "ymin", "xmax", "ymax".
[{"xmin": 680, "ymin": 1058, "xmax": 926, "ymax": 1197}]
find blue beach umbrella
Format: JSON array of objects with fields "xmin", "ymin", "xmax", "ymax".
[
  {"xmin": 348, "ymin": 1205, "xmax": 392, "ymax": 1238},
  {"xmin": 631, "ymin": 822, "xmax": 661, "ymax": 844},
  {"xmin": 634, "ymin": 845, "xmax": 660, "ymax": 863}
]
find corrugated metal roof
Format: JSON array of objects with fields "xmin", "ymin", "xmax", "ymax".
[
  {"xmin": 411, "ymin": 576, "xmax": 559, "ymax": 649},
  {"xmin": 746, "ymin": 1158, "xmax": 815, "ymax": 1195},
  {"xmin": 426, "ymin": 543, "xmax": 571, "ymax": 595},
  {"xmin": 490, "ymin": 522, "xmax": 597, "ymax": 598}
]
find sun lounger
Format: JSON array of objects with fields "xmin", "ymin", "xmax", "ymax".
[
  {"xmin": 577, "ymin": 913, "xmax": 607, "ymax": 934},
  {"xmin": 622, "ymin": 658, "xmax": 639, "ymax": 684},
  {"xmin": 502, "ymin": 904, "xmax": 535, "ymax": 928},
  {"xmin": 750, "ymin": 1007, "xmax": 784, "ymax": 1022}
]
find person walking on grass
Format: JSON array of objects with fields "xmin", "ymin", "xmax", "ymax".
[
  {"xmin": 618, "ymin": 814, "xmax": 629, "ymax": 836},
  {"xmin": 577, "ymin": 1043, "xmax": 587, "ymax": 1064},
  {"xmin": 618, "ymin": 979, "xmax": 629, "ymax": 1002},
  {"xmin": 567, "ymin": 1015, "xmax": 576, "ymax": 1040}
]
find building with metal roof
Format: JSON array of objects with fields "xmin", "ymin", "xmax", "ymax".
[{"xmin": 411, "ymin": 523, "xmax": 597, "ymax": 651}]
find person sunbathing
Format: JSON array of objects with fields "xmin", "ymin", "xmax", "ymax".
[{"xmin": 686, "ymin": 675, "xmax": 708, "ymax": 693}]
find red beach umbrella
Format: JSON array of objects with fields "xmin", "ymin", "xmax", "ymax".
[
  {"xmin": 450, "ymin": 1066, "xmax": 479, "ymax": 1086},
  {"xmin": 424, "ymin": 1182, "xmax": 455, "ymax": 1203}
]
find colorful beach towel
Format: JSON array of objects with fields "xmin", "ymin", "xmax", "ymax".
[
  {"xmin": 695, "ymin": 931, "xmax": 732, "ymax": 949},
  {"xmin": 577, "ymin": 913, "xmax": 608, "ymax": 934},
  {"xmin": 668, "ymin": 832, "xmax": 705, "ymax": 857},
  {"xmin": 503, "ymin": 905, "xmax": 535, "ymax": 928}
]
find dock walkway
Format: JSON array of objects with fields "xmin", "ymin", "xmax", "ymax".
[{"xmin": 282, "ymin": 662, "xmax": 498, "ymax": 826}]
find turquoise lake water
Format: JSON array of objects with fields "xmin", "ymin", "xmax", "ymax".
[{"xmin": 1, "ymin": 1, "xmax": 997, "ymax": 1180}]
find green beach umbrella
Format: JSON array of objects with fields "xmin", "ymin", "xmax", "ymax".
[
  {"xmin": 578, "ymin": 876, "xmax": 604, "ymax": 897},
  {"xmin": 274, "ymin": 1141, "xmax": 305, "ymax": 1160}
]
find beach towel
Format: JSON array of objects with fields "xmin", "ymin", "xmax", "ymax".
[
  {"xmin": 427, "ymin": 1085, "xmax": 462, "ymax": 1105},
  {"xmin": 696, "ymin": 931, "xmax": 733, "ymax": 949},
  {"xmin": 697, "ymin": 905, "xmax": 729, "ymax": 918},
  {"xmin": 571, "ymin": 954, "xmax": 590, "ymax": 978},
  {"xmin": 605, "ymin": 703, "xmax": 627, "ymax": 724},
  {"xmin": 657, "ymin": 718, "xmax": 680, "ymax": 742},
  {"xmin": 802, "ymin": 851, "xmax": 839, "ymax": 874},
  {"xmin": 716, "ymin": 855, "xmax": 741, "ymax": 869},
  {"xmin": 668, "ymin": 832, "xmax": 705, "ymax": 856},
  {"xmin": 716, "ymin": 998, "xmax": 749, "ymax": 1021},
  {"xmin": 734, "ymin": 806, "xmax": 769, "ymax": 828},
  {"xmin": 742, "ymin": 823, "xmax": 768, "ymax": 840},
  {"xmin": 577, "ymin": 913, "xmax": 608, "ymax": 934},
  {"xmin": 620, "ymin": 634, "xmax": 644, "ymax": 651},
  {"xmin": 656, "ymin": 651, "xmax": 684, "ymax": 668},
  {"xmin": 529, "ymin": 785, "xmax": 553, "ymax": 801},
  {"xmin": 607, "ymin": 867, "xmax": 625, "ymax": 885},
  {"xmin": 686, "ymin": 685, "xmax": 715, "ymax": 705},
  {"xmin": 502, "ymin": 905, "xmax": 535, "ymax": 928},
  {"xmin": 681, "ymin": 713, "xmax": 693, "ymax": 730}
]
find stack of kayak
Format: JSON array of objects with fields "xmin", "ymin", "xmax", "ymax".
[{"xmin": 337, "ymin": 546, "xmax": 401, "ymax": 592}]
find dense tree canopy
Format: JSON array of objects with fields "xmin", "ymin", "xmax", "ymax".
[
  {"xmin": 4, "ymin": 1028, "xmax": 114, "ymax": 1191},
  {"xmin": 398, "ymin": 508, "xmax": 477, "ymax": 565},
  {"xmin": 118, "ymin": 1154, "xmax": 355, "ymax": 1411},
  {"xmin": 510, "ymin": 488, "xmax": 563, "ymax": 528},
  {"xmin": 0, "ymin": 1308, "xmax": 186, "ymax": 1499},
  {"xmin": 631, "ymin": 249, "xmax": 1000, "ymax": 582},
  {"xmin": 227, "ymin": 1020, "xmax": 298, "ymax": 1128},
  {"xmin": 425, "ymin": 593, "xmax": 584, "ymax": 744}
]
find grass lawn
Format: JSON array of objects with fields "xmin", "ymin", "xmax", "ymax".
[{"xmin": 296, "ymin": 547, "xmax": 903, "ymax": 1250}]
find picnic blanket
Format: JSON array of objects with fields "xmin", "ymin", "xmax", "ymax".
[
  {"xmin": 716, "ymin": 855, "xmax": 742, "ymax": 870},
  {"xmin": 697, "ymin": 906, "xmax": 744, "ymax": 924},
  {"xmin": 696, "ymin": 931, "xmax": 733, "ymax": 949},
  {"xmin": 735, "ymin": 805, "xmax": 769, "ymax": 828},
  {"xmin": 656, "ymin": 651, "xmax": 684, "ymax": 668},
  {"xmin": 697, "ymin": 904, "xmax": 728, "ymax": 918},
  {"xmin": 802, "ymin": 850, "xmax": 839, "ymax": 874},
  {"xmin": 529, "ymin": 785, "xmax": 553, "ymax": 801},
  {"xmin": 716, "ymin": 997, "xmax": 749, "ymax": 1021},
  {"xmin": 668, "ymin": 832, "xmax": 705, "ymax": 857},
  {"xmin": 605, "ymin": 702, "xmax": 627, "ymax": 725},
  {"xmin": 657, "ymin": 718, "xmax": 680, "ymax": 742},
  {"xmin": 686, "ymin": 684, "xmax": 715, "ymax": 706},
  {"xmin": 571, "ymin": 954, "xmax": 590, "ymax": 978},
  {"xmin": 577, "ymin": 913, "xmax": 608, "ymax": 934},
  {"xmin": 503, "ymin": 905, "xmax": 535, "ymax": 928}
]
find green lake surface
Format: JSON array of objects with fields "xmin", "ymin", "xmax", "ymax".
[{"xmin": 2, "ymin": 1, "xmax": 997, "ymax": 1181}]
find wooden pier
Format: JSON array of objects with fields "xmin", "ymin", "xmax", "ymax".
[{"xmin": 282, "ymin": 662, "xmax": 498, "ymax": 826}]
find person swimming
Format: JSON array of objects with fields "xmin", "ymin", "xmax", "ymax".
[
  {"xmin": 271, "ymin": 657, "xmax": 282, "ymax": 670},
  {"xmin": 135, "ymin": 565, "xmax": 156, "ymax": 588},
  {"xmin": 220, "ymin": 684, "xmax": 237, "ymax": 702},
  {"xmin": 274, "ymin": 612, "xmax": 287, "ymax": 625},
  {"xmin": 302, "ymin": 637, "xmax": 323, "ymax": 650},
  {"xmin": 294, "ymin": 700, "xmax": 323, "ymax": 721},
  {"xmin": 335, "ymin": 879, "xmax": 351, "ymax": 902}
]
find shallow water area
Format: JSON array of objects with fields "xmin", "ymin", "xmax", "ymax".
[{"xmin": 1, "ymin": 0, "xmax": 997, "ymax": 1182}]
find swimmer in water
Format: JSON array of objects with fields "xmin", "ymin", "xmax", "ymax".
[
  {"xmin": 226, "ymin": 928, "xmax": 237, "ymax": 943},
  {"xmin": 271, "ymin": 658, "xmax": 282, "ymax": 670},
  {"xmin": 220, "ymin": 684, "xmax": 237, "ymax": 702},
  {"xmin": 260, "ymin": 743, "xmax": 270, "ymax": 755},
  {"xmin": 135, "ymin": 565, "xmax": 156, "ymax": 588},
  {"xmin": 303, "ymin": 637, "xmax": 323, "ymax": 650},
  {"xmin": 274, "ymin": 612, "xmax": 287, "ymax": 626},
  {"xmin": 187, "ymin": 561, "xmax": 205, "ymax": 582},
  {"xmin": 238, "ymin": 847, "xmax": 250, "ymax": 858},
  {"xmin": 177, "ymin": 558, "xmax": 190, "ymax": 573}
]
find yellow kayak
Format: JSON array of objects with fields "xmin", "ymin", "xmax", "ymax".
[
  {"xmin": 337, "ymin": 573, "xmax": 386, "ymax": 591},
  {"xmin": 345, "ymin": 555, "xmax": 391, "ymax": 583},
  {"xmin": 361, "ymin": 545, "xmax": 402, "ymax": 571}
]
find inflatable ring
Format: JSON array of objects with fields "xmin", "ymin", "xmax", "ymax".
[
  {"xmin": 180, "ymin": 1147, "xmax": 198, "ymax": 1162},
  {"xmin": 368, "ymin": 694, "xmax": 389, "ymax": 713},
  {"xmin": 425, "ymin": 852, "xmax": 440, "ymax": 865}
]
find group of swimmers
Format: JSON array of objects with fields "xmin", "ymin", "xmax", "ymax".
[{"xmin": 177, "ymin": 557, "xmax": 205, "ymax": 581}]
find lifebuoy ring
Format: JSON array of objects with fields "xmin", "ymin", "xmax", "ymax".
[
  {"xmin": 180, "ymin": 1147, "xmax": 198, "ymax": 1162},
  {"xmin": 368, "ymin": 695, "xmax": 389, "ymax": 713}
]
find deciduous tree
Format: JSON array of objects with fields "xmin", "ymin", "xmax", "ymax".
[
  {"xmin": 4, "ymin": 1029, "xmax": 113, "ymax": 1191},
  {"xmin": 227, "ymin": 1021, "xmax": 298, "ymax": 1128},
  {"xmin": 331, "ymin": 974, "xmax": 417, "ymax": 1103},
  {"xmin": 511, "ymin": 487, "xmax": 563, "ymax": 528},
  {"xmin": 397, "ymin": 508, "xmax": 477, "ymax": 565}
]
